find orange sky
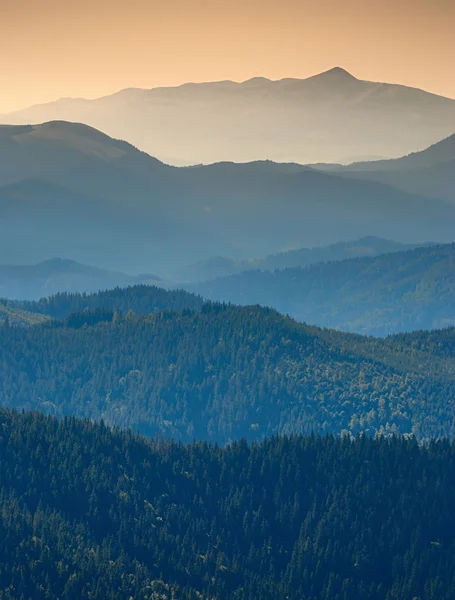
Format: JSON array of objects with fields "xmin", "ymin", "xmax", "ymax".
[{"xmin": 1, "ymin": 0, "xmax": 454, "ymax": 113}]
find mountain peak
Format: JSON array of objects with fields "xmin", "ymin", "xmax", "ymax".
[
  {"xmin": 325, "ymin": 66, "xmax": 356, "ymax": 77},
  {"xmin": 308, "ymin": 66, "xmax": 358, "ymax": 83},
  {"xmin": 242, "ymin": 76, "xmax": 272, "ymax": 85}
]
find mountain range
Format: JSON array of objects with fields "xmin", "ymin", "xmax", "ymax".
[
  {"xmin": 3, "ymin": 34, "xmax": 455, "ymax": 600},
  {"xmin": 4, "ymin": 241, "xmax": 450, "ymax": 337},
  {"xmin": 177, "ymin": 236, "xmax": 428, "ymax": 282},
  {"xmin": 0, "ymin": 257, "xmax": 164, "ymax": 300},
  {"xmin": 317, "ymin": 132, "xmax": 455, "ymax": 204},
  {"xmin": 188, "ymin": 243, "xmax": 455, "ymax": 335},
  {"xmin": 1, "ymin": 286, "xmax": 455, "ymax": 441},
  {"xmin": 0, "ymin": 237, "xmax": 423, "ymax": 299},
  {"xmin": 1, "ymin": 121, "xmax": 455, "ymax": 275},
  {"xmin": 2, "ymin": 68, "xmax": 455, "ymax": 166}
]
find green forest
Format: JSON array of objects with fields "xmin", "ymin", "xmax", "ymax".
[
  {"xmin": 0, "ymin": 279, "xmax": 454, "ymax": 600},
  {"xmin": 6, "ymin": 285, "xmax": 203, "ymax": 320},
  {"xmin": 190, "ymin": 243, "xmax": 455, "ymax": 335},
  {"xmin": 1, "ymin": 38, "xmax": 455, "ymax": 600},
  {"xmin": 1, "ymin": 409, "xmax": 455, "ymax": 600},
  {"xmin": 1, "ymin": 296, "xmax": 454, "ymax": 441}
]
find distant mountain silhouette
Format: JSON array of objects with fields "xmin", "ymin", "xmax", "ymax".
[
  {"xmin": 346, "ymin": 132, "xmax": 455, "ymax": 171},
  {"xmin": 2, "ymin": 68, "xmax": 455, "ymax": 165},
  {"xmin": 176, "ymin": 236, "xmax": 427, "ymax": 282},
  {"xmin": 0, "ymin": 257, "xmax": 164, "ymax": 300},
  {"xmin": 1, "ymin": 122, "xmax": 454, "ymax": 274},
  {"xmin": 320, "ymin": 133, "xmax": 455, "ymax": 204}
]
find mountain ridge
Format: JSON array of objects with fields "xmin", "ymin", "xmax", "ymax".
[
  {"xmin": 0, "ymin": 257, "xmax": 166, "ymax": 300},
  {"xmin": 6, "ymin": 67, "xmax": 455, "ymax": 105},
  {"xmin": 321, "ymin": 132, "xmax": 455, "ymax": 203},
  {"xmin": 2, "ymin": 121, "xmax": 454, "ymax": 274},
  {"xmin": 1, "ymin": 297, "xmax": 455, "ymax": 441},
  {"xmin": 188, "ymin": 243, "xmax": 455, "ymax": 335},
  {"xmin": 176, "ymin": 236, "xmax": 429, "ymax": 282},
  {"xmin": 343, "ymin": 131, "xmax": 455, "ymax": 171},
  {"xmin": 3, "ymin": 69, "xmax": 455, "ymax": 165}
]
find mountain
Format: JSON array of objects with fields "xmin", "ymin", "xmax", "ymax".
[
  {"xmin": 189, "ymin": 244, "xmax": 455, "ymax": 335},
  {"xmin": 2, "ymin": 410, "xmax": 455, "ymax": 600},
  {"xmin": 1, "ymin": 122, "xmax": 455, "ymax": 274},
  {"xmin": 3, "ymin": 68, "xmax": 455, "ymax": 165},
  {"xmin": 1, "ymin": 298, "xmax": 454, "ymax": 441},
  {"xmin": 347, "ymin": 131, "xmax": 455, "ymax": 171},
  {"xmin": 7, "ymin": 284, "xmax": 204, "ymax": 319},
  {"xmin": 177, "ymin": 236, "xmax": 427, "ymax": 282},
  {"xmin": 0, "ymin": 258, "xmax": 166, "ymax": 300},
  {"xmin": 319, "ymin": 133, "xmax": 455, "ymax": 204}
]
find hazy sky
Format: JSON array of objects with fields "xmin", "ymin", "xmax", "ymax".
[{"xmin": 1, "ymin": 0, "xmax": 454, "ymax": 113}]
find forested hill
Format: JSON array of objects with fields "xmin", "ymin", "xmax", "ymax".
[
  {"xmin": 0, "ymin": 304, "xmax": 50, "ymax": 327},
  {"xmin": 6, "ymin": 284, "xmax": 203, "ymax": 319},
  {"xmin": 177, "ymin": 236, "xmax": 425, "ymax": 282},
  {"xmin": 1, "ymin": 303, "xmax": 454, "ymax": 441},
  {"xmin": 189, "ymin": 243, "xmax": 455, "ymax": 335},
  {"xmin": 1, "ymin": 409, "xmax": 455, "ymax": 600}
]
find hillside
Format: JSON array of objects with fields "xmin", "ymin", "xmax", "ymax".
[
  {"xmin": 0, "ymin": 258, "xmax": 167, "ymax": 300},
  {"xmin": 2, "ymin": 410, "xmax": 455, "ymax": 599},
  {"xmin": 190, "ymin": 244, "xmax": 455, "ymax": 335},
  {"xmin": 0, "ymin": 302, "xmax": 454, "ymax": 441},
  {"xmin": 346, "ymin": 132, "xmax": 455, "ymax": 171},
  {"xmin": 322, "ymin": 133, "xmax": 455, "ymax": 204},
  {"xmin": 8, "ymin": 284, "xmax": 204, "ymax": 319},
  {"xmin": 1, "ymin": 122, "xmax": 454, "ymax": 274},
  {"xmin": 3, "ymin": 67, "xmax": 455, "ymax": 165},
  {"xmin": 0, "ymin": 304, "xmax": 49, "ymax": 327},
  {"xmin": 177, "ymin": 236, "xmax": 426, "ymax": 282}
]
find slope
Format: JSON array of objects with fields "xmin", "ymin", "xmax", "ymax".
[
  {"xmin": 3, "ymin": 67, "xmax": 455, "ymax": 165},
  {"xmin": 7, "ymin": 284, "xmax": 204, "ymax": 319},
  {"xmin": 1, "ymin": 122, "xmax": 455, "ymax": 274},
  {"xmin": 189, "ymin": 243, "xmax": 455, "ymax": 335},
  {"xmin": 327, "ymin": 133, "xmax": 455, "ymax": 203},
  {"xmin": 0, "ymin": 304, "xmax": 50, "ymax": 327},
  {"xmin": 0, "ymin": 302, "xmax": 454, "ymax": 441},
  {"xmin": 177, "ymin": 236, "xmax": 427, "ymax": 282},
  {"xmin": 2, "ymin": 410, "xmax": 455, "ymax": 599},
  {"xmin": 0, "ymin": 257, "xmax": 165, "ymax": 300}
]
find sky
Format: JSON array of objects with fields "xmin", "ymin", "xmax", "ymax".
[{"xmin": 1, "ymin": 0, "xmax": 454, "ymax": 113}]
